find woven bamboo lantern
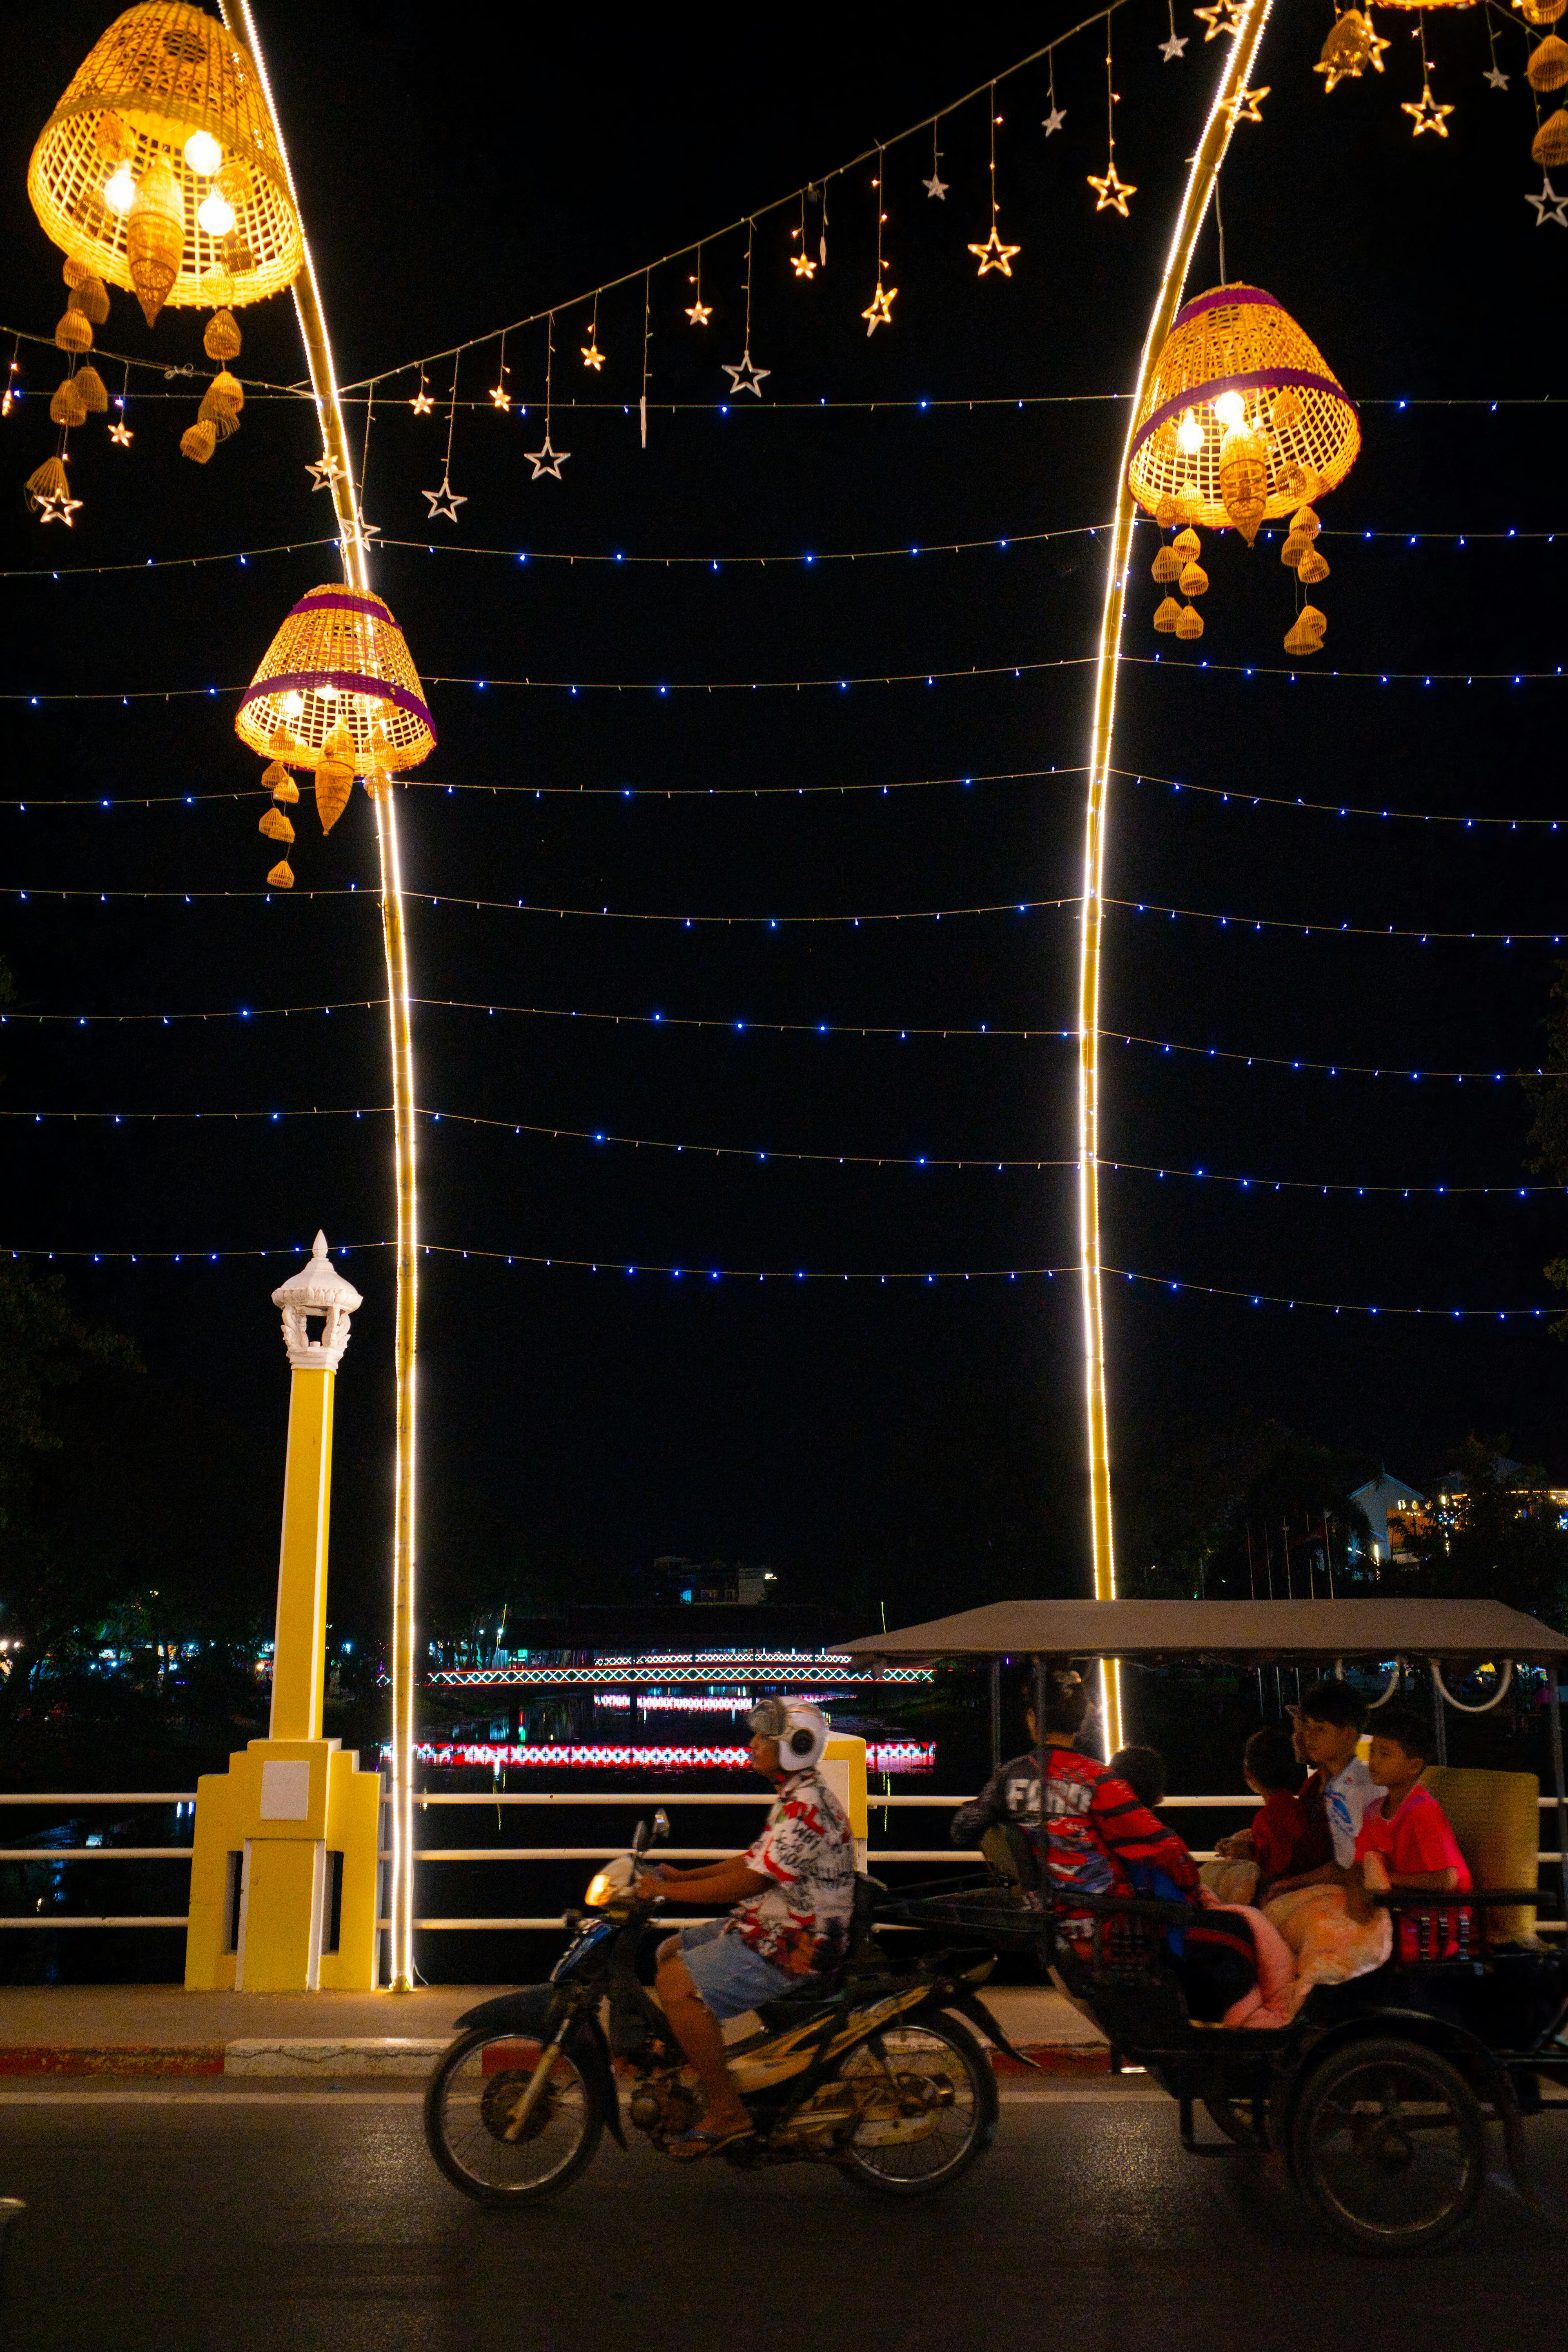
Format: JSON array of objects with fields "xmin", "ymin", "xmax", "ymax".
[
  {"xmin": 55, "ymin": 307, "xmax": 94, "ymax": 355},
  {"xmin": 236, "ymin": 587, "xmax": 437, "ymax": 886},
  {"xmin": 1518, "ymin": 0, "xmax": 1566, "ymax": 24},
  {"xmin": 1128, "ymin": 283, "xmax": 1358, "ymax": 655},
  {"xmin": 74, "ymin": 365, "xmax": 109, "ymax": 415},
  {"xmin": 49, "ymin": 377, "xmax": 87, "ymax": 428},
  {"xmin": 27, "ymin": 3, "xmax": 303, "ymax": 334},
  {"xmin": 1533, "ymin": 107, "xmax": 1568, "ymax": 165},
  {"xmin": 1528, "ymin": 34, "xmax": 1568, "ymax": 88}
]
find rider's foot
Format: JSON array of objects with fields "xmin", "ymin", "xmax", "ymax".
[{"xmin": 669, "ymin": 2118, "xmax": 754, "ymax": 2160}]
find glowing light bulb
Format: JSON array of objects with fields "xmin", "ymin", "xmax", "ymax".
[
  {"xmin": 1176, "ymin": 408, "xmax": 1203, "ymax": 453},
  {"xmin": 197, "ymin": 192, "xmax": 236, "ymax": 236},
  {"xmin": 1214, "ymin": 390, "xmax": 1246, "ymax": 428},
  {"xmin": 183, "ymin": 130, "xmax": 223, "ymax": 176},
  {"xmin": 280, "ymin": 691, "xmax": 304, "ymax": 716},
  {"xmin": 104, "ymin": 163, "xmax": 136, "ymax": 215}
]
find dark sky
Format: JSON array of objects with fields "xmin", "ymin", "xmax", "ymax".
[{"xmin": 0, "ymin": 0, "xmax": 1563, "ymax": 1633}]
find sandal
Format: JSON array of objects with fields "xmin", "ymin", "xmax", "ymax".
[{"xmin": 667, "ymin": 2121, "xmax": 755, "ymax": 2160}]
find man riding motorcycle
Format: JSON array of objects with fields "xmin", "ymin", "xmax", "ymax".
[{"xmin": 633, "ymin": 1699, "xmax": 853, "ymax": 2157}]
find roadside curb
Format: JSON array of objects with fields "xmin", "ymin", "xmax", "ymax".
[{"xmin": 0, "ymin": 2035, "xmax": 1112, "ymax": 2080}]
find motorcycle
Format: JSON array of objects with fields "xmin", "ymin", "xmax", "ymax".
[{"xmin": 423, "ymin": 1812, "xmax": 1033, "ymax": 2205}]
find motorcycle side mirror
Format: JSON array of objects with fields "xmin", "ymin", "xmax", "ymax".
[{"xmin": 651, "ymin": 1809, "xmax": 670, "ymax": 1843}]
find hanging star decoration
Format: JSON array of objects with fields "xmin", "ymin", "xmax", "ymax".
[
  {"xmin": 39, "ymin": 492, "xmax": 82, "ymax": 527},
  {"xmin": 411, "ymin": 386, "xmax": 433, "ymax": 416},
  {"xmin": 490, "ymin": 382, "xmax": 510, "ymax": 410},
  {"xmin": 1042, "ymin": 103, "xmax": 1067, "ymax": 136},
  {"xmin": 861, "ymin": 280, "xmax": 897, "ymax": 334},
  {"xmin": 1403, "ymin": 78, "xmax": 1453, "ymax": 136},
  {"xmin": 525, "ymin": 434, "xmax": 570, "ymax": 479},
  {"xmin": 722, "ymin": 352, "xmax": 770, "ymax": 395},
  {"xmin": 1195, "ymin": 0, "xmax": 1245, "ymax": 38},
  {"xmin": 1161, "ymin": 27, "xmax": 1189, "ymax": 59},
  {"xmin": 306, "ymin": 454, "xmax": 345, "ymax": 492},
  {"xmin": 1228, "ymin": 84, "xmax": 1270, "ymax": 123},
  {"xmin": 351, "ymin": 517, "xmax": 382, "ymax": 549},
  {"xmin": 791, "ymin": 249, "xmax": 818, "ymax": 277},
  {"xmin": 923, "ymin": 166, "xmax": 949, "ymax": 198},
  {"xmin": 109, "ymin": 418, "xmax": 132, "ymax": 448},
  {"xmin": 1485, "ymin": 64, "xmax": 1509, "ymax": 89},
  {"xmin": 1526, "ymin": 174, "xmax": 1568, "ymax": 225},
  {"xmin": 1088, "ymin": 161, "xmax": 1136, "ymax": 215},
  {"xmin": 423, "ymin": 475, "xmax": 466, "ymax": 519},
  {"xmin": 968, "ymin": 225, "xmax": 1021, "ymax": 276},
  {"xmin": 581, "ymin": 338, "xmax": 605, "ymax": 370},
  {"xmin": 686, "ymin": 295, "xmax": 712, "ymax": 325}
]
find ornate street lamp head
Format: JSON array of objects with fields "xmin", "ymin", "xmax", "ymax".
[{"xmin": 271, "ymin": 1231, "xmax": 363, "ymax": 1373}]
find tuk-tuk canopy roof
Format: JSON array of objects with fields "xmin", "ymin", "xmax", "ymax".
[{"xmin": 841, "ymin": 1597, "xmax": 1568, "ymax": 1670}]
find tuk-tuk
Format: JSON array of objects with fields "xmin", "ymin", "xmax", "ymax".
[{"xmin": 844, "ymin": 1597, "xmax": 1568, "ymax": 2253}]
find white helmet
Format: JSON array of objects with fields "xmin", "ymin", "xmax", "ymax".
[{"xmin": 748, "ymin": 1697, "xmax": 829, "ymax": 1771}]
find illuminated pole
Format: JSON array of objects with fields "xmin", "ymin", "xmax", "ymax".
[
  {"xmin": 221, "ymin": 3, "xmax": 418, "ymax": 1990},
  {"xmin": 1079, "ymin": 0, "xmax": 1273, "ymax": 1753}
]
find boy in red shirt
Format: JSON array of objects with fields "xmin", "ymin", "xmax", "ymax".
[{"xmin": 1354, "ymin": 1708, "xmax": 1471, "ymax": 1961}]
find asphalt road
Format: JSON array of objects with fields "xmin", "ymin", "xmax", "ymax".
[{"xmin": 2, "ymin": 2081, "xmax": 1565, "ymax": 2352}]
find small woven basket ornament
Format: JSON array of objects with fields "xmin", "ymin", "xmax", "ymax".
[
  {"xmin": 1297, "ymin": 546, "xmax": 1330, "ymax": 586},
  {"xmin": 67, "ymin": 269, "xmax": 111, "ymax": 324},
  {"xmin": 1175, "ymin": 606, "xmax": 1205, "ymax": 641},
  {"xmin": 1179, "ymin": 559, "xmax": 1209, "ymax": 598},
  {"xmin": 180, "ymin": 416, "xmax": 216, "ymax": 463},
  {"xmin": 203, "ymin": 307, "xmax": 241, "ymax": 361},
  {"xmin": 1284, "ymin": 606, "xmax": 1327, "ymax": 655},
  {"xmin": 1153, "ymin": 596, "xmax": 1182, "ymax": 633},
  {"xmin": 1518, "ymin": 0, "xmax": 1566, "ymax": 22},
  {"xmin": 27, "ymin": 5, "xmax": 304, "ymax": 325},
  {"xmin": 1217, "ymin": 421, "xmax": 1270, "ymax": 542},
  {"xmin": 259, "ymin": 805, "xmax": 294, "ymax": 844},
  {"xmin": 55, "ymin": 308, "xmax": 93, "ymax": 354},
  {"xmin": 25, "ymin": 457, "xmax": 70, "ymax": 504},
  {"xmin": 199, "ymin": 369, "xmax": 243, "ymax": 422},
  {"xmin": 1173, "ymin": 526, "xmax": 1202, "ymax": 562},
  {"xmin": 50, "ymin": 376, "xmax": 87, "ymax": 427},
  {"xmin": 262, "ymin": 759, "xmax": 297, "ymax": 801},
  {"xmin": 125, "ymin": 156, "xmax": 183, "ymax": 325},
  {"xmin": 1151, "ymin": 545, "xmax": 1182, "ymax": 584},
  {"xmin": 265, "ymin": 857, "xmax": 294, "ymax": 890},
  {"xmin": 1528, "ymin": 33, "xmax": 1568, "ymax": 86},
  {"xmin": 1533, "ymin": 107, "xmax": 1568, "ymax": 164},
  {"xmin": 74, "ymin": 364, "xmax": 109, "ymax": 414}
]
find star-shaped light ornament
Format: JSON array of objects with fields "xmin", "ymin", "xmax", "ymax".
[
  {"xmin": 1161, "ymin": 29, "xmax": 1189, "ymax": 58},
  {"xmin": 1527, "ymin": 173, "xmax": 1568, "ymax": 225},
  {"xmin": 490, "ymin": 383, "xmax": 510, "ymax": 410},
  {"xmin": 306, "ymin": 453, "xmax": 345, "ymax": 492},
  {"xmin": 968, "ymin": 226, "xmax": 1021, "ymax": 276},
  {"xmin": 423, "ymin": 474, "xmax": 467, "ymax": 520},
  {"xmin": 581, "ymin": 339, "xmax": 605, "ymax": 371},
  {"xmin": 411, "ymin": 387, "xmax": 434, "ymax": 416},
  {"xmin": 109, "ymin": 419, "xmax": 133, "ymax": 448},
  {"xmin": 1088, "ymin": 162, "xmax": 1136, "ymax": 216},
  {"xmin": 1486, "ymin": 64, "xmax": 1510, "ymax": 89},
  {"xmin": 791, "ymin": 250, "xmax": 818, "ymax": 277},
  {"xmin": 350, "ymin": 517, "xmax": 382, "ymax": 551},
  {"xmin": 686, "ymin": 298, "xmax": 713, "ymax": 325},
  {"xmin": 1403, "ymin": 78, "xmax": 1454, "ymax": 136},
  {"xmin": 1195, "ymin": 0, "xmax": 1245, "ymax": 38},
  {"xmin": 722, "ymin": 352, "xmax": 770, "ymax": 396},
  {"xmin": 1042, "ymin": 104, "xmax": 1067, "ymax": 136},
  {"xmin": 524, "ymin": 434, "xmax": 570, "ymax": 479},
  {"xmin": 923, "ymin": 169, "xmax": 949, "ymax": 198},
  {"xmin": 861, "ymin": 280, "xmax": 898, "ymax": 334},
  {"xmin": 40, "ymin": 492, "xmax": 82, "ymax": 526},
  {"xmin": 1228, "ymin": 84, "xmax": 1270, "ymax": 123}
]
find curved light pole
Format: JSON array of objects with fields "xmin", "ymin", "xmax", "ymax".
[
  {"xmin": 1079, "ymin": 0, "xmax": 1274, "ymax": 1753},
  {"xmin": 221, "ymin": 2, "xmax": 418, "ymax": 1990}
]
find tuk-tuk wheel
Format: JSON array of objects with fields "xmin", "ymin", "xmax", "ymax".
[{"xmin": 1290, "ymin": 2036, "xmax": 1486, "ymax": 2254}]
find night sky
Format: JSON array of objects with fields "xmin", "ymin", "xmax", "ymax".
[{"xmin": 0, "ymin": 1, "xmax": 1562, "ymax": 1641}]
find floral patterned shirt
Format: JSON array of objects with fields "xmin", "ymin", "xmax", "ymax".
[{"xmin": 730, "ymin": 1767, "xmax": 855, "ymax": 1976}]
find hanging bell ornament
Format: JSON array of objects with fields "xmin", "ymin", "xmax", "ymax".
[
  {"xmin": 1174, "ymin": 606, "xmax": 1205, "ymax": 641},
  {"xmin": 1218, "ymin": 422, "xmax": 1269, "ymax": 545},
  {"xmin": 1518, "ymin": 0, "xmax": 1566, "ymax": 22},
  {"xmin": 1281, "ymin": 533, "xmax": 1308, "ymax": 570},
  {"xmin": 49, "ymin": 376, "xmax": 87, "ymax": 427},
  {"xmin": 1297, "ymin": 547, "xmax": 1330, "ymax": 586},
  {"xmin": 266, "ymin": 858, "xmax": 295, "ymax": 890},
  {"xmin": 203, "ymin": 308, "xmax": 243, "ymax": 363},
  {"xmin": 126, "ymin": 159, "xmax": 183, "ymax": 327},
  {"xmin": 180, "ymin": 419, "xmax": 218, "ymax": 464},
  {"xmin": 259, "ymin": 806, "xmax": 295, "ymax": 844},
  {"xmin": 1151, "ymin": 545, "xmax": 1182, "ymax": 584},
  {"xmin": 24, "ymin": 456, "xmax": 69, "ymax": 506},
  {"xmin": 1154, "ymin": 493, "xmax": 1191, "ymax": 530},
  {"xmin": 66, "ymin": 269, "xmax": 110, "ymax": 325},
  {"xmin": 1291, "ymin": 504, "xmax": 1322, "ymax": 540},
  {"xmin": 1528, "ymin": 34, "xmax": 1568, "ymax": 89},
  {"xmin": 1178, "ymin": 560, "xmax": 1209, "ymax": 599},
  {"xmin": 263, "ymin": 760, "xmax": 298, "ymax": 802},
  {"xmin": 1153, "ymin": 596, "xmax": 1182, "ymax": 634},
  {"xmin": 1284, "ymin": 606, "xmax": 1327, "ymax": 656},
  {"xmin": 74, "ymin": 365, "xmax": 108, "ymax": 415},
  {"xmin": 54, "ymin": 309, "xmax": 92, "ymax": 355},
  {"xmin": 1533, "ymin": 108, "xmax": 1568, "ymax": 165},
  {"xmin": 1173, "ymin": 526, "xmax": 1201, "ymax": 564},
  {"xmin": 199, "ymin": 371, "xmax": 244, "ymax": 424}
]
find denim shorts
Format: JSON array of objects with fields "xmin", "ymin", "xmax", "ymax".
[{"xmin": 677, "ymin": 1919, "xmax": 804, "ymax": 2021}]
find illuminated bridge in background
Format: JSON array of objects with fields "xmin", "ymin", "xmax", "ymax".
[{"xmin": 418, "ymin": 1651, "xmax": 933, "ymax": 1690}]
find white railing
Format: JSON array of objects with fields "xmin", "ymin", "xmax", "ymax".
[{"xmin": 1, "ymin": 1788, "xmax": 1563, "ymax": 1933}]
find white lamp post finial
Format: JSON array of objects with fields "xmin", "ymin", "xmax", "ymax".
[{"xmin": 271, "ymin": 1232, "xmax": 364, "ymax": 1373}]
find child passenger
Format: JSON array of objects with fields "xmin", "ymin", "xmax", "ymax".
[
  {"xmin": 1356, "ymin": 1707, "xmax": 1471, "ymax": 1960},
  {"xmin": 1208, "ymin": 1724, "xmax": 1331, "ymax": 1904},
  {"xmin": 1260, "ymin": 1680, "xmax": 1393, "ymax": 2016}
]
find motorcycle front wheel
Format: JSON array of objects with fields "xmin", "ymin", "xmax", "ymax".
[
  {"xmin": 833, "ymin": 2012, "xmax": 998, "ymax": 2195},
  {"xmin": 424, "ymin": 2025, "xmax": 604, "ymax": 2206}
]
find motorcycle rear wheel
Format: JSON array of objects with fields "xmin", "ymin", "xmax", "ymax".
[
  {"xmin": 834, "ymin": 2013, "xmax": 997, "ymax": 2195},
  {"xmin": 424, "ymin": 2025, "xmax": 604, "ymax": 2206}
]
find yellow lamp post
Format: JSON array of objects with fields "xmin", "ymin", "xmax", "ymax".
[{"xmin": 185, "ymin": 1235, "xmax": 382, "ymax": 1991}]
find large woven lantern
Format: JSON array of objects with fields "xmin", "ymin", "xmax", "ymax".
[
  {"xmin": 1127, "ymin": 284, "xmax": 1359, "ymax": 656},
  {"xmin": 236, "ymin": 586, "xmax": 436, "ymax": 889},
  {"xmin": 27, "ymin": 3, "xmax": 303, "ymax": 332}
]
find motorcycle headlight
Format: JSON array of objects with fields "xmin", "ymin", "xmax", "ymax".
[{"xmin": 584, "ymin": 1870, "xmax": 617, "ymax": 1909}]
